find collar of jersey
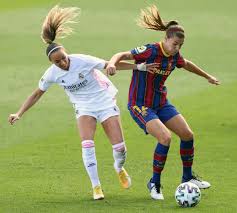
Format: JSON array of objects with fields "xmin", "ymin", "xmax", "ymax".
[{"xmin": 159, "ymin": 42, "xmax": 171, "ymax": 57}]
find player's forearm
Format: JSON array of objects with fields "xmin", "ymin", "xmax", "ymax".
[
  {"xmin": 17, "ymin": 89, "xmax": 44, "ymax": 117},
  {"xmin": 109, "ymin": 52, "xmax": 133, "ymax": 66},
  {"xmin": 115, "ymin": 61, "xmax": 137, "ymax": 70},
  {"xmin": 109, "ymin": 53, "xmax": 125, "ymax": 66},
  {"xmin": 183, "ymin": 60, "xmax": 211, "ymax": 79}
]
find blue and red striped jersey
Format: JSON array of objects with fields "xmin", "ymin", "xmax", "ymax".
[{"xmin": 128, "ymin": 42, "xmax": 185, "ymax": 108}]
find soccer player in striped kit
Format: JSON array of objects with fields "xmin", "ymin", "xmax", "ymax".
[
  {"xmin": 106, "ymin": 5, "xmax": 220, "ymax": 200},
  {"xmin": 8, "ymin": 5, "xmax": 158, "ymax": 200}
]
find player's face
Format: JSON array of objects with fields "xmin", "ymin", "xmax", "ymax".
[
  {"xmin": 164, "ymin": 36, "xmax": 184, "ymax": 56},
  {"xmin": 50, "ymin": 49, "xmax": 70, "ymax": 70}
]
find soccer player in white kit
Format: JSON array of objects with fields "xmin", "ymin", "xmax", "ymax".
[{"xmin": 8, "ymin": 6, "xmax": 159, "ymax": 200}]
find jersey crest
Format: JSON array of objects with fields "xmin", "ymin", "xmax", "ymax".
[{"xmin": 79, "ymin": 73, "xmax": 84, "ymax": 79}]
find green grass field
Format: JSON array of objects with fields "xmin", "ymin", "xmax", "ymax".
[{"xmin": 1, "ymin": 0, "xmax": 237, "ymax": 212}]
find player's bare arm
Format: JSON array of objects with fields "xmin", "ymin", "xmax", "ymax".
[
  {"xmin": 112, "ymin": 51, "xmax": 134, "ymax": 62},
  {"xmin": 105, "ymin": 52, "xmax": 160, "ymax": 76},
  {"xmin": 183, "ymin": 59, "xmax": 220, "ymax": 85},
  {"xmin": 8, "ymin": 88, "xmax": 45, "ymax": 125},
  {"xmin": 105, "ymin": 52, "xmax": 133, "ymax": 75}
]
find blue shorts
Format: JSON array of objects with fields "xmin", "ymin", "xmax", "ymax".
[{"xmin": 128, "ymin": 101, "xmax": 179, "ymax": 134}]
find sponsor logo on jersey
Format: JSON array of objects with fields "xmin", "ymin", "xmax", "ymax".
[
  {"xmin": 62, "ymin": 80, "xmax": 65, "ymax": 83},
  {"xmin": 152, "ymin": 69, "xmax": 171, "ymax": 76},
  {"xmin": 149, "ymin": 62, "xmax": 173, "ymax": 75},
  {"xmin": 40, "ymin": 78, "xmax": 44, "ymax": 82},
  {"xmin": 64, "ymin": 79, "xmax": 88, "ymax": 92}
]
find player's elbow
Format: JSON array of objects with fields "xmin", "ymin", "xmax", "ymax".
[
  {"xmin": 33, "ymin": 88, "xmax": 45, "ymax": 100},
  {"xmin": 183, "ymin": 59, "xmax": 192, "ymax": 70}
]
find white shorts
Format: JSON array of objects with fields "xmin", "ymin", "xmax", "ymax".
[{"xmin": 75, "ymin": 105, "xmax": 120, "ymax": 123}]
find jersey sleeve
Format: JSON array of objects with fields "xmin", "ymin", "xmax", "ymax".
[
  {"xmin": 38, "ymin": 68, "xmax": 54, "ymax": 91},
  {"xmin": 79, "ymin": 54, "xmax": 106, "ymax": 71},
  {"xmin": 130, "ymin": 44, "xmax": 153, "ymax": 61},
  {"xmin": 176, "ymin": 52, "xmax": 185, "ymax": 68}
]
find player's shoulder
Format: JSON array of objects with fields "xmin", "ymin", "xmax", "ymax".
[
  {"xmin": 39, "ymin": 65, "xmax": 53, "ymax": 83},
  {"xmin": 49, "ymin": 64, "xmax": 61, "ymax": 74},
  {"xmin": 132, "ymin": 43, "xmax": 157, "ymax": 55},
  {"xmin": 69, "ymin": 54, "xmax": 105, "ymax": 70},
  {"xmin": 43, "ymin": 64, "xmax": 61, "ymax": 80},
  {"xmin": 69, "ymin": 54, "xmax": 94, "ymax": 66},
  {"xmin": 69, "ymin": 53, "xmax": 97, "ymax": 61}
]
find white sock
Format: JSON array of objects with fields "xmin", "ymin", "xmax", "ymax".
[
  {"xmin": 112, "ymin": 142, "xmax": 127, "ymax": 173},
  {"xmin": 82, "ymin": 140, "xmax": 100, "ymax": 188}
]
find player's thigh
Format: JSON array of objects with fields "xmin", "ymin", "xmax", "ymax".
[
  {"xmin": 146, "ymin": 119, "xmax": 171, "ymax": 145},
  {"xmin": 77, "ymin": 115, "xmax": 97, "ymax": 141},
  {"xmin": 101, "ymin": 115, "xmax": 124, "ymax": 145},
  {"xmin": 164, "ymin": 114, "xmax": 193, "ymax": 141},
  {"xmin": 128, "ymin": 105, "xmax": 171, "ymax": 144}
]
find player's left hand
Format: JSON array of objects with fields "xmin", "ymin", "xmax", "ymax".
[
  {"xmin": 146, "ymin": 63, "xmax": 161, "ymax": 74},
  {"xmin": 137, "ymin": 62, "xmax": 161, "ymax": 73},
  {"xmin": 207, "ymin": 75, "xmax": 220, "ymax": 85}
]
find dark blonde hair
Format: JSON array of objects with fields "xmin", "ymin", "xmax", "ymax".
[
  {"xmin": 137, "ymin": 5, "xmax": 185, "ymax": 39},
  {"xmin": 41, "ymin": 5, "xmax": 80, "ymax": 57}
]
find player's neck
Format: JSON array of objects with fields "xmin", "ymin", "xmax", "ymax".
[
  {"xmin": 66, "ymin": 58, "xmax": 71, "ymax": 71},
  {"xmin": 160, "ymin": 41, "xmax": 171, "ymax": 57}
]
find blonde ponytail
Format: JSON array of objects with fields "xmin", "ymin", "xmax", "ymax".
[
  {"xmin": 41, "ymin": 5, "xmax": 80, "ymax": 44},
  {"xmin": 137, "ymin": 5, "xmax": 184, "ymax": 38}
]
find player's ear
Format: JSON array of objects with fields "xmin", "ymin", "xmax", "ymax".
[{"xmin": 62, "ymin": 47, "xmax": 67, "ymax": 53}]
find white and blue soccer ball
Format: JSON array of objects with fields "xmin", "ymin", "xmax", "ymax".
[{"xmin": 175, "ymin": 182, "xmax": 201, "ymax": 207}]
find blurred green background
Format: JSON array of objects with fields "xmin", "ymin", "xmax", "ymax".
[{"xmin": 0, "ymin": 0, "xmax": 236, "ymax": 212}]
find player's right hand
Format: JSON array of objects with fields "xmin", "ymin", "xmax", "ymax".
[
  {"xmin": 207, "ymin": 75, "xmax": 220, "ymax": 85},
  {"xmin": 8, "ymin": 113, "xmax": 20, "ymax": 125},
  {"xmin": 106, "ymin": 63, "xmax": 117, "ymax": 76}
]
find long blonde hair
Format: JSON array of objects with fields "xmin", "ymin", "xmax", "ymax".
[
  {"xmin": 137, "ymin": 5, "xmax": 184, "ymax": 38},
  {"xmin": 41, "ymin": 5, "xmax": 80, "ymax": 57}
]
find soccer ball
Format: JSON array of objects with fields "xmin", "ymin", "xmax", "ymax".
[{"xmin": 175, "ymin": 182, "xmax": 201, "ymax": 207}]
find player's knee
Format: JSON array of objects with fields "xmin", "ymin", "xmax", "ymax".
[
  {"xmin": 181, "ymin": 129, "xmax": 194, "ymax": 141},
  {"xmin": 160, "ymin": 133, "xmax": 171, "ymax": 145}
]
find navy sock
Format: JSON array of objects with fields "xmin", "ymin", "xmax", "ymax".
[
  {"xmin": 152, "ymin": 143, "xmax": 169, "ymax": 184},
  {"xmin": 180, "ymin": 139, "xmax": 194, "ymax": 181}
]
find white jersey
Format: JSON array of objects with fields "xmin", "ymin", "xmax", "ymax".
[{"xmin": 39, "ymin": 54, "xmax": 118, "ymax": 111}]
